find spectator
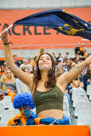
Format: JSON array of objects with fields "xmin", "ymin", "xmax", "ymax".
[
  {"xmin": 20, "ymin": 57, "xmax": 32, "ymax": 72},
  {"xmin": 3, "ymin": 62, "xmax": 8, "ymax": 72},
  {"xmin": 65, "ymin": 58, "xmax": 76, "ymax": 71},
  {"xmin": 82, "ymin": 43, "xmax": 87, "ymax": 57},
  {"xmin": 80, "ymin": 43, "xmax": 87, "ymax": 57},
  {"xmin": 32, "ymin": 48, "xmax": 45, "ymax": 72},
  {"xmin": 7, "ymin": 92, "xmax": 37, "ymax": 126},
  {"xmin": 36, "ymin": 47, "xmax": 45, "ymax": 61},
  {"xmin": 0, "ymin": 69, "xmax": 17, "ymax": 102},
  {"xmin": 13, "ymin": 54, "xmax": 21, "ymax": 67},
  {"xmin": 56, "ymin": 66, "xmax": 64, "ymax": 77},
  {"xmin": 32, "ymin": 56, "xmax": 37, "ymax": 73},
  {"xmin": 64, "ymin": 52, "xmax": 70, "ymax": 60},
  {"xmin": 75, "ymin": 42, "xmax": 80, "ymax": 55},
  {"xmin": 79, "ymin": 58, "xmax": 87, "ymax": 76},
  {"xmin": 70, "ymin": 76, "xmax": 83, "ymax": 89},
  {"xmin": 16, "ymin": 66, "xmax": 31, "ymax": 94},
  {"xmin": 56, "ymin": 53, "xmax": 63, "ymax": 62},
  {"xmin": 74, "ymin": 54, "xmax": 81, "ymax": 64},
  {"xmin": 1, "ymin": 29, "xmax": 91, "ymax": 125},
  {"xmin": 82, "ymin": 64, "xmax": 91, "ymax": 91},
  {"xmin": 52, "ymin": 52, "xmax": 56, "ymax": 61}
]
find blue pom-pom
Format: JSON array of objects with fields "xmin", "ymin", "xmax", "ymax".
[{"xmin": 13, "ymin": 92, "xmax": 35, "ymax": 109}]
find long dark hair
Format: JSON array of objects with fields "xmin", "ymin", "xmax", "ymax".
[
  {"xmin": 87, "ymin": 65, "xmax": 91, "ymax": 79},
  {"xmin": 32, "ymin": 53, "xmax": 56, "ymax": 93}
]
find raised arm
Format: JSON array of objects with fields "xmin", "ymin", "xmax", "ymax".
[
  {"xmin": 0, "ymin": 29, "xmax": 33, "ymax": 90},
  {"xmin": 57, "ymin": 56, "xmax": 91, "ymax": 90}
]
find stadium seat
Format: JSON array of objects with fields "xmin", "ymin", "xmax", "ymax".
[
  {"xmin": 1, "ymin": 96, "xmax": 11, "ymax": 109},
  {"xmin": 14, "ymin": 109, "xmax": 20, "ymax": 116},
  {"xmin": 8, "ymin": 103, "xmax": 14, "ymax": 110},
  {"xmin": 0, "ymin": 102, "xmax": 4, "ymax": 118},
  {"xmin": 0, "ymin": 122, "xmax": 7, "ymax": 127},
  {"xmin": 73, "ymin": 95, "xmax": 88, "ymax": 108},
  {"xmin": 89, "ymin": 94, "xmax": 91, "ymax": 101},
  {"xmin": 1, "ymin": 109, "xmax": 17, "ymax": 122},
  {"xmin": 63, "ymin": 95, "xmax": 69, "ymax": 108},
  {"xmin": 87, "ymin": 85, "xmax": 91, "ymax": 96},
  {"xmin": 77, "ymin": 110, "xmax": 91, "ymax": 125},
  {"xmin": 72, "ymin": 88, "xmax": 86, "ymax": 101},
  {"xmin": 75, "ymin": 102, "xmax": 91, "ymax": 117},
  {"xmin": 63, "ymin": 102, "xmax": 70, "ymax": 113}
]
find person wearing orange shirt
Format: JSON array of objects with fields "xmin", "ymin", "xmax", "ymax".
[{"xmin": 80, "ymin": 43, "xmax": 87, "ymax": 57}]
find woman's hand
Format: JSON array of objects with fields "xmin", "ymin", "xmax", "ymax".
[{"xmin": 0, "ymin": 29, "xmax": 9, "ymax": 44}]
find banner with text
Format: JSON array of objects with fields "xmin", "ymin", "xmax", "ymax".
[{"xmin": 0, "ymin": 7, "xmax": 91, "ymax": 49}]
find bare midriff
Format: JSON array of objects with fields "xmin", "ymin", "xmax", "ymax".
[{"xmin": 38, "ymin": 109, "xmax": 63, "ymax": 119}]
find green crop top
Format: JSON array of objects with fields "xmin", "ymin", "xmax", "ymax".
[{"xmin": 33, "ymin": 86, "xmax": 64, "ymax": 114}]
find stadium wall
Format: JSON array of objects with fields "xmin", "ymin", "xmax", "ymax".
[
  {"xmin": 0, "ymin": 48, "xmax": 91, "ymax": 58},
  {"xmin": 0, "ymin": 0, "xmax": 91, "ymax": 9}
]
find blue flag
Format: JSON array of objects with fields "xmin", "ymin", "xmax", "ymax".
[{"xmin": 14, "ymin": 9, "xmax": 91, "ymax": 40}]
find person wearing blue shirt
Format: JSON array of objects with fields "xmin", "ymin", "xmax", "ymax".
[
  {"xmin": 82, "ymin": 64, "xmax": 91, "ymax": 91},
  {"xmin": 7, "ymin": 92, "xmax": 38, "ymax": 126}
]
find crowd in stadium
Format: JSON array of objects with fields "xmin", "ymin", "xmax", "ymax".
[{"xmin": 0, "ymin": 30, "xmax": 91, "ymax": 126}]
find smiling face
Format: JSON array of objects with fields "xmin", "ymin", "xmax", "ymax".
[
  {"xmin": 38, "ymin": 54, "xmax": 52, "ymax": 71},
  {"xmin": 13, "ymin": 55, "xmax": 18, "ymax": 62},
  {"xmin": 6, "ymin": 70, "xmax": 12, "ymax": 79},
  {"xmin": 33, "ymin": 53, "xmax": 56, "ymax": 89}
]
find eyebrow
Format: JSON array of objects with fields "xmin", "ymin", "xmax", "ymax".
[
  {"xmin": 7, "ymin": 72, "xmax": 11, "ymax": 73},
  {"xmin": 40, "ymin": 55, "xmax": 50, "ymax": 58}
]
